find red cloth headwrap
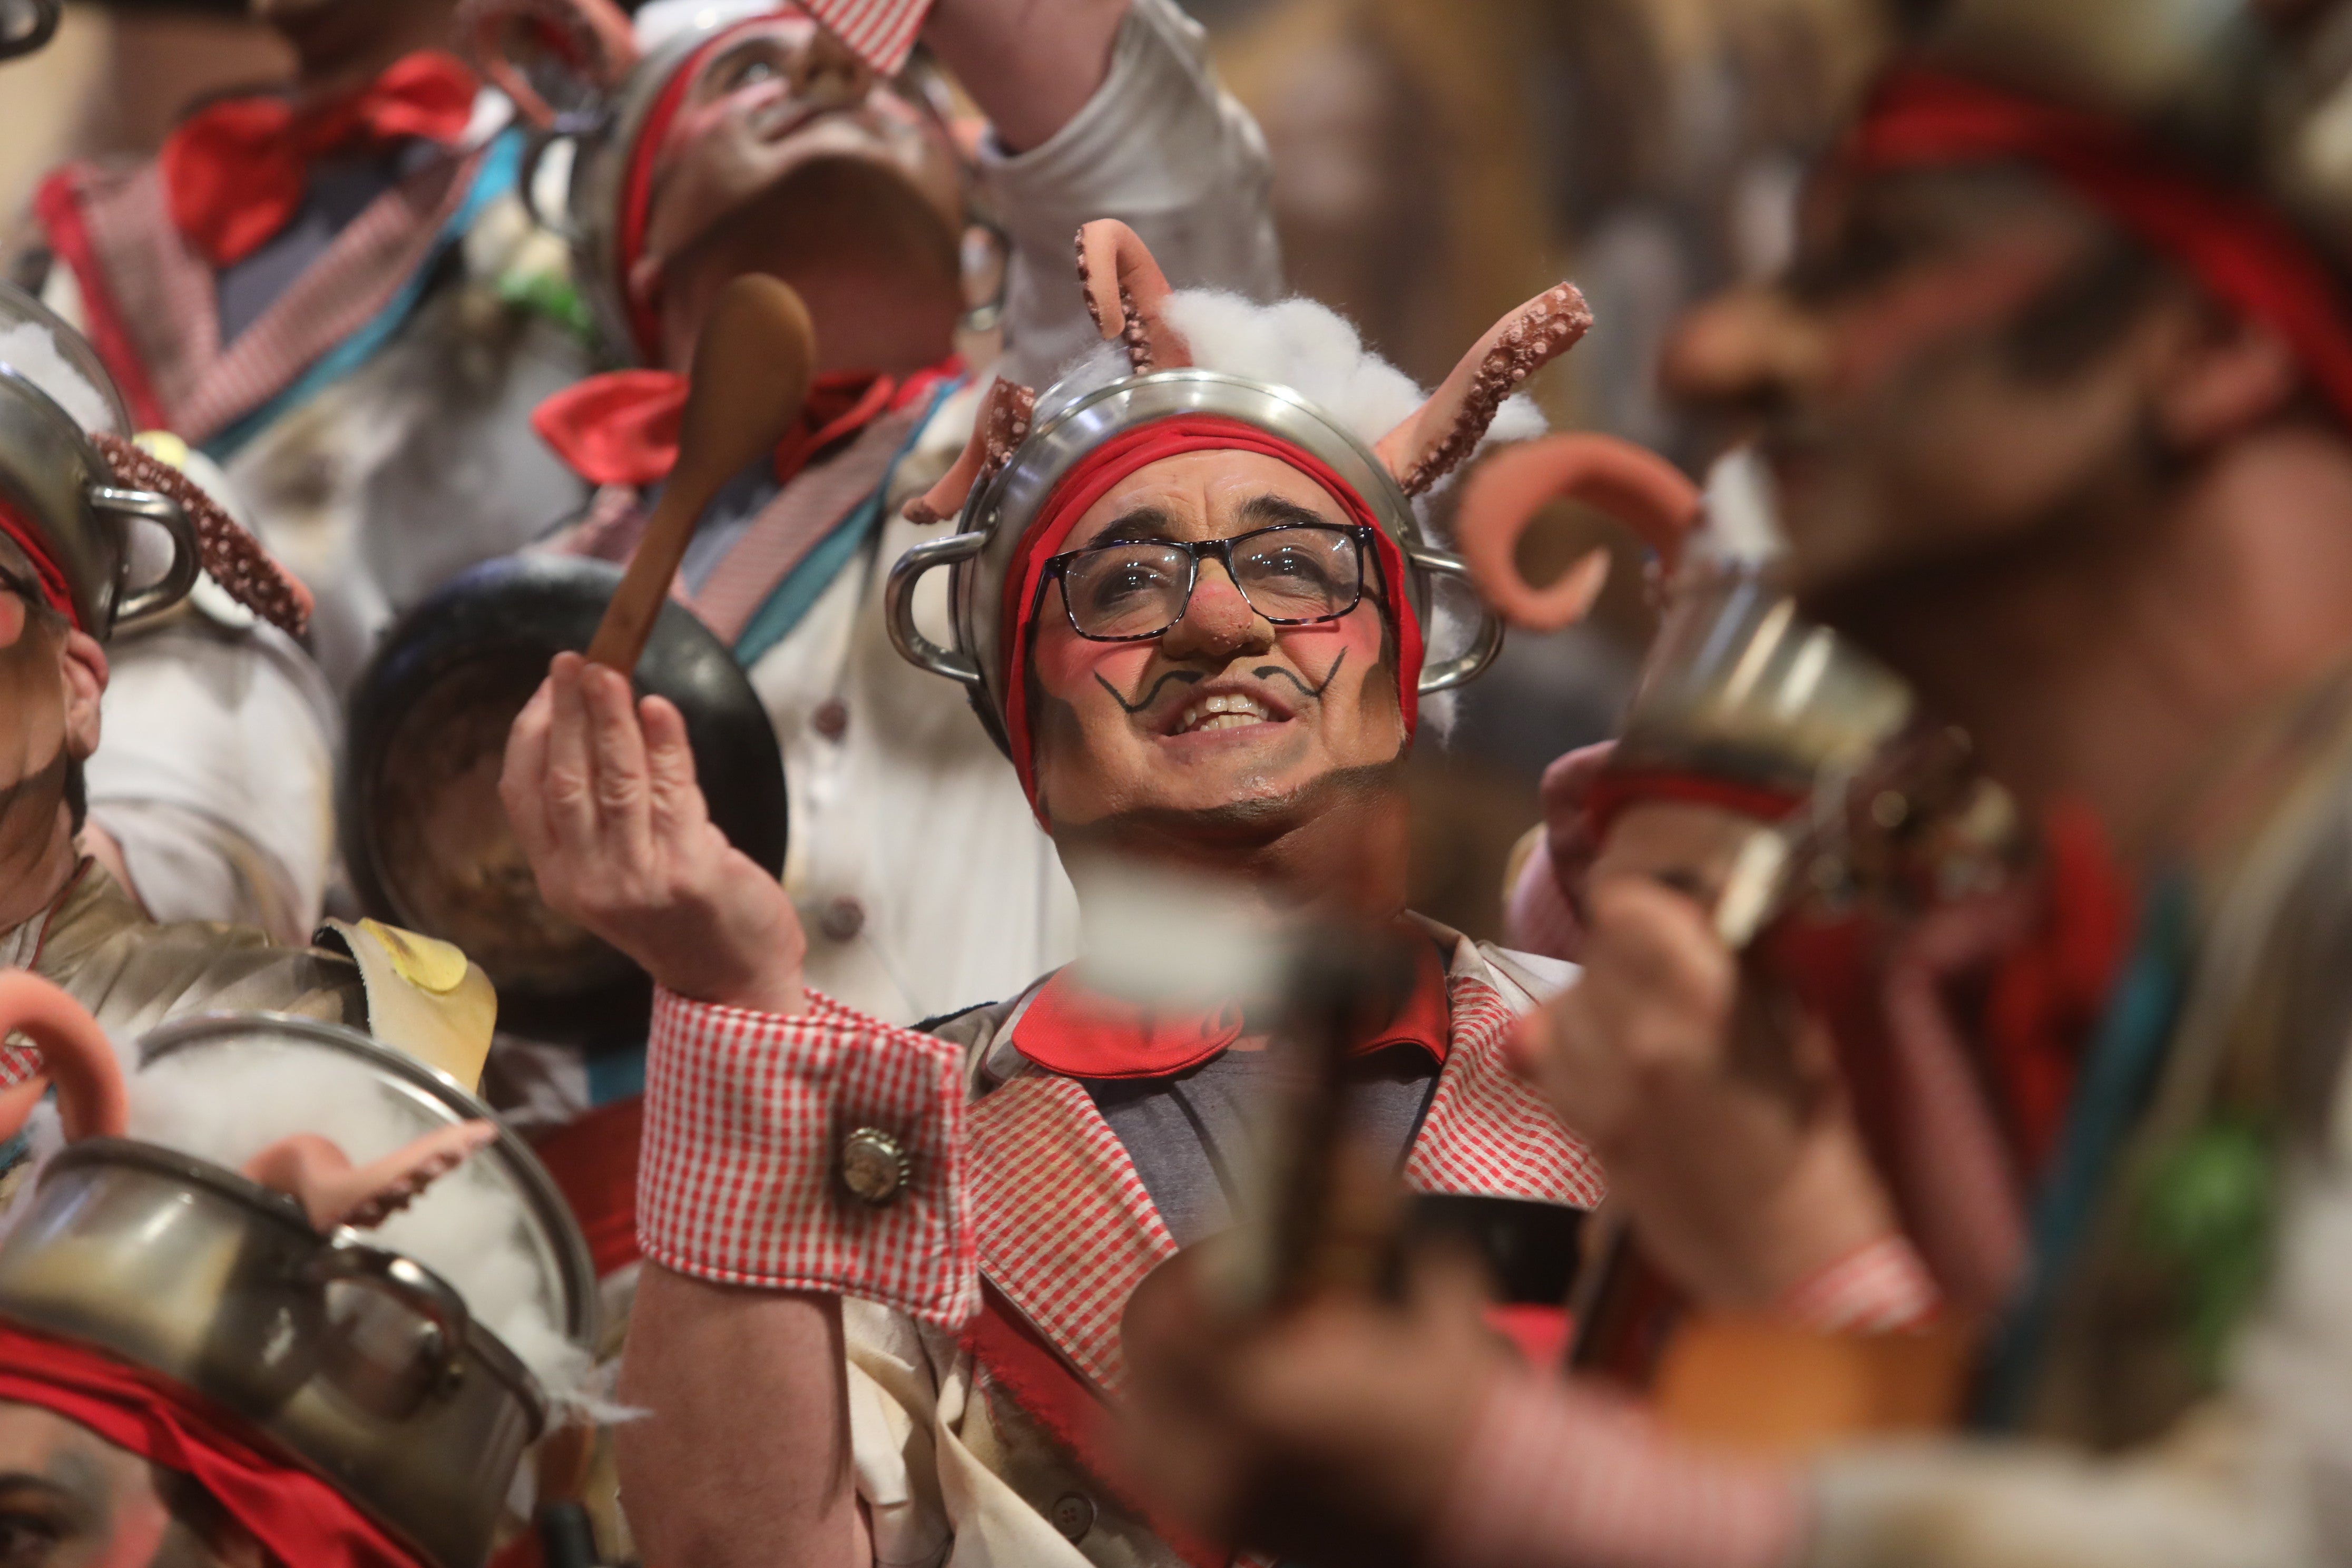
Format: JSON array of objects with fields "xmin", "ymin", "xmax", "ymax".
[
  {"xmin": 614, "ymin": 18, "xmax": 779, "ymax": 362},
  {"xmin": 1848, "ymin": 65, "xmax": 2352, "ymax": 429},
  {"xmin": 999, "ymin": 415, "xmax": 1424, "ymax": 814},
  {"xmin": 0, "ymin": 1319, "xmax": 425, "ymax": 1568},
  {"xmin": 0, "ymin": 493, "xmax": 82, "ymax": 631}
]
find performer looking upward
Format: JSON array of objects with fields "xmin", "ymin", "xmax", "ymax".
[
  {"xmin": 501, "ymin": 224, "xmax": 1596, "ymax": 1566},
  {"xmin": 477, "ymin": 0, "xmax": 1283, "ymax": 1028}
]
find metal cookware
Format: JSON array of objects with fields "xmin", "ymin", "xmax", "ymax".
[
  {"xmin": 0, "ymin": 1012, "xmax": 599, "ymax": 1568},
  {"xmin": 0, "ymin": 282, "xmax": 199, "ymax": 636},
  {"xmin": 340, "ymin": 553, "xmax": 788, "ymax": 1043}
]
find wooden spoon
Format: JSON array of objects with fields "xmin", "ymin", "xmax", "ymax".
[{"xmin": 585, "ymin": 275, "xmax": 817, "ymax": 670}]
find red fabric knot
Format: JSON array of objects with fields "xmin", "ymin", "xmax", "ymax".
[
  {"xmin": 1846, "ymin": 64, "xmax": 2352, "ymax": 433},
  {"xmin": 999, "ymin": 415, "xmax": 1426, "ymax": 817},
  {"xmin": 0, "ymin": 1319, "xmax": 427, "ymax": 1567},
  {"xmin": 1011, "ymin": 926, "xmax": 1452, "ymax": 1080},
  {"xmin": 161, "ymin": 51, "xmax": 479, "ymax": 269},
  {"xmin": 530, "ymin": 358, "xmax": 960, "ymax": 488}
]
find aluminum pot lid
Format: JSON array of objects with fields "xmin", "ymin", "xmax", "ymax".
[{"xmin": 0, "ymin": 279, "xmax": 132, "ymax": 438}]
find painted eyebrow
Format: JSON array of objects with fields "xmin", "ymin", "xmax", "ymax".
[{"xmin": 1234, "ymin": 494, "xmax": 1337, "ymax": 531}]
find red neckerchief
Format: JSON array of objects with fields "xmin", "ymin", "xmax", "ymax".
[
  {"xmin": 1011, "ymin": 928, "xmax": 1453, "ymax": 1081},
  {"xmin": 159, "ymin": 51, "xmax": 478, "ymax": 268},
  {"xmin": 530, "ymin": 358, "xmax": 962, "ymax": 491},
  {"xmin": 0, "ymin": 1320, "xmax": 425, "ymax": 1567}
]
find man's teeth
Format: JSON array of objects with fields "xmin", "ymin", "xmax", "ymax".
[{"xmin": 1177, "ymin": 693, "xmax": 1271, "ymax": 733}]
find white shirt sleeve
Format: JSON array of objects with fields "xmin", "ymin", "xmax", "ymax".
[
  {"xmin": 981, "ymin": 0, "xmax": 1283, "ymax": 390},
  {"xmin": 84, "ymin": 615, "xmax": 339, "ymax": 944}
]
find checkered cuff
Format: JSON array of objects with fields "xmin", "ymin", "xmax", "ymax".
[
  {"xmin": 1775, "ymin": 1235, "xmax": 1942, "ymax": 1334},
  {"xmin": 1436, "ymin": 1373, "xmax": 1805, "ymax": 1568},
  {"xmin": 802, "ymin": 0, "xmax": 932, "ymax": 74},
  {"xmin": 0, "ymin": 1042, "xmax": 37, "ymax": 1088},
  {"xmin": 636, "ymin": 985, "xmax": 979, "ymax": 1327}
]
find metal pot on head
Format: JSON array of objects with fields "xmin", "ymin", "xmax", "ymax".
[{"xmin": 0, "ymin": 976, "xmax": 599, "ymax": 1568}]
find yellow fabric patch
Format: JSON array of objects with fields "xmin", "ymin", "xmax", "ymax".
[
  {"xmin": 360, "ymin": 919, "xmax": 470, "ymax": 995},
  {"xmin": 133, "ymin": 430, "xmax": 190, "ymax": 468}
]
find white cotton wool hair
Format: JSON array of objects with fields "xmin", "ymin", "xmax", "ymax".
[
  {"xmin": 0, "ymin": 322, "xmax": 115, "ymax": 435},
  {"xmin": 2, "ymin": 1040, "xmax": 593, "ymax": 1416},
  {"xmin": 1040, "ymin": 289, "xmax": 1549, "ymax": 738}
]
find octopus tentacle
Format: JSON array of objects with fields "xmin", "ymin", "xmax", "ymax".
[
  {"xmin": 0, "ymin": 972, "xmax": 126, "ymax": 1144},
  {"xmin": 91, "ymin": 435, "xmax": 313, "ymax": 639},
  {"xmin": 243, "ymin": 1121, "xmax": 501, "ymax": 1233},
  {"xmin": 901, "ymin": 379, "xmax": 1037, "ymax": 527},
  {"xmin": 1453, "ymin": 433, "xmax": 1699, "ymax": 632},
  {"xmin": 1075, "ymin": 220, "xmax": 1191, "ymax": 374},
  {"xmin": 1376, "ymin": 283, "xmax": 1593, "ymax": 496}
]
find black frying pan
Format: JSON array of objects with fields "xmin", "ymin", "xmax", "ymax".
[{"xmin": 340, "ymin": 554, "xmax": 787, "ymax": 1044}]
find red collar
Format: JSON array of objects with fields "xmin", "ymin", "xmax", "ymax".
[
  {"xmin": 531, "ymin": 358, "xmax": 961, "ymax": 491},
  {"xmin": 1011, "ymin": 928, "xmax": 1453, "ymax": 1081},
  {"xmin": 158, "ymin": 51, "xmax": 478, "ymax": 269}
]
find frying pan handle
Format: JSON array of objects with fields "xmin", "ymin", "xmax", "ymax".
[
  {"xmin": 886, "ymin": 531, "xmax": 987, "ymax": 685},
  {"xmin": 1405, "ymin": 540, "xmax": 1505, "ymax": 694},
  {"xmin": 87, "ymin": 485, "xmax": 200, "ymax": 629},
  {"xmin": 307, "ymin": 1236, "xmax": 474, "ymax": 1393}
]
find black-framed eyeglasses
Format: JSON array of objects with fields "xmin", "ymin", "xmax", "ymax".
[
  {"xmin": 1040, "ymin": 522, "xmax": 1379, "ymax": 643},
  {"xmin": 0, "ymin": 563, "xmax": 35, "ymax": 607}
]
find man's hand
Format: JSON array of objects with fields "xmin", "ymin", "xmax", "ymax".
[
  {"xmin": 502, "ymin": 653, "xmax": 807, "ymax": 1016},
  {"xmin": 1516, "ymin": 876, "xmax": 1896, "ymax": 1308},
  {"xmin": 1122, "ymin": 1246, "xmax": 1508, "ymax": 1568}
]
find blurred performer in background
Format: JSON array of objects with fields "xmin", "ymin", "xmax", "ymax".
[
  {"xmin": 1121, "ymin": 3, "xmax": 2352, "ymax": 1566},
  {"xmin": 471, "ymin": 0, "xmax": 1282, "ymax": 1028},
  {"xmin": 498, "ymin": 226, "xmax": 1594, "ymax": 1565},
  {"xmin": 16, "ymin": 0, "xmax": 590, "ymax": 693}
]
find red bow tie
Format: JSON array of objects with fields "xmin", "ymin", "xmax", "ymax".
[{"xmin": 160, "ymin": 51, "xmax": 479, "ymax": 269}]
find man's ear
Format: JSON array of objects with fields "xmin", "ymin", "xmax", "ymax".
[
  {"xmin": 58, "ymin": 628, "xmax": 106, "ymax": 763},
  {"xmin": 2153, "ymin": 308, "xmax": 2302, "ymax": 449}
]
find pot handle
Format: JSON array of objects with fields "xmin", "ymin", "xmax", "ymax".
[
  {"xmin": 885, "ymin": 530, "xmax": 987, "ymax": 685},
  {"xmin": 1405, "ymin": 540, "xmax": 1506, "ymax": 694},
  {"xmin": 87, "ymin": 485, "xmax": 201, "ymax": 628},
  {"xmin": 306, "ymin": 1235, "xmax": 474, "ymax": 1390}
]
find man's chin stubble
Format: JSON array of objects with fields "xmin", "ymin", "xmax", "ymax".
[{"xmin": 1052, "ymin": 758, "xmax": 1408, "ymax": 860}]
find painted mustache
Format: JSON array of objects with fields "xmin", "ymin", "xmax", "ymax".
[{"xmin": 1095, "ymin": 652, "xmax": 1349, "ymax": 717}]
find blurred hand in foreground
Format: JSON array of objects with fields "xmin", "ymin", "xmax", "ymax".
[
  {"xmin": 1121, "ymin": 1244, "xmax": 1506, "ymax": 1568},
  {"xmin": 502, "ymin": 652, "xmax": 807, "ymax": 1016},
  {"xmin": 1515, "ymin": 874, "xmax": 1894, "ymax": 1308}
]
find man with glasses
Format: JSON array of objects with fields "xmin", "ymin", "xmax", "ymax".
[
  {"xmin": 471, "ymin": 0, "xmax": 1281, "ymax": 1032},
  {"xmin": 497, "ymin": 224, "xmax": 1595, "ymax": 1565}
]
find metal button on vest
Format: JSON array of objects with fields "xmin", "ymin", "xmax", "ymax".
[
  {"xmin": 812, "ymin": 698, "xmax": 849, "ymax": 741},
  {"xmin": 839, "ymin": 1128, "xmax": 908, "ymax": 1206},
  {"xmin": 819, "ymin": 896, "xmax": 865, "ymax": 942},
  {"xmin": 1050, "ymin": 1492, "xmax": 1095, "ymax": 1542}
]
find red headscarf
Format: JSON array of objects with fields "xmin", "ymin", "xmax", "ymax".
[
  {"xmin": 997, "ymin": 415, "xmax": 1426, "ymax": 814},
  {"xmin": 613, "ymin": 17, "xmax": 782, "ymax": 362},
  {"xmin": 0, "ymin": 494, "xmax": 82, "ymax": 631},
  {"xmin": 1846, "ymin": 65, "xmax": 2352, "ymax": 429},
  {"xmin": 0, "ymin": 1319, "xmax": 425, "ymax": 1568}
]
